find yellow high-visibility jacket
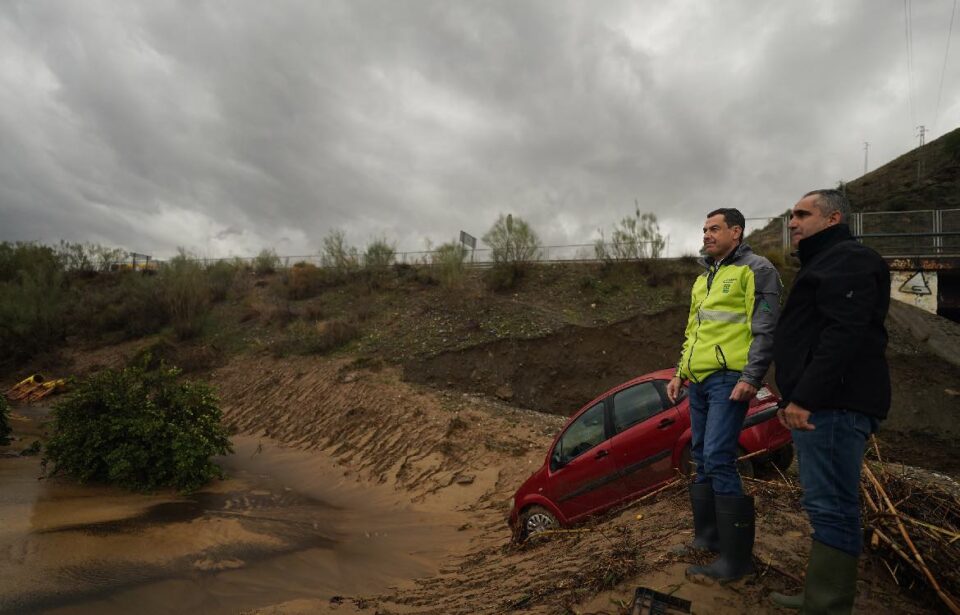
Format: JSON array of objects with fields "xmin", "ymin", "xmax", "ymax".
[{"xmin": 676, "ymin": 243, "xmax": 782, "ymax": 386}]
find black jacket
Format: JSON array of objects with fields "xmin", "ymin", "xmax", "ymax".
[{"xmin": 773, "ymin": 224, "xmax": 891, "ymax": 419}]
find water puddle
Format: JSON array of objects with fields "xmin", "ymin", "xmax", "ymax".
[{"xmin": 0, "ymin": 430, "xmax": 466, "ymax": 615}]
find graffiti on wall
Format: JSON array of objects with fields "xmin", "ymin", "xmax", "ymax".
[{"xmin": 891, "ymin": 270, "xmax": 938, "ymax": 313}]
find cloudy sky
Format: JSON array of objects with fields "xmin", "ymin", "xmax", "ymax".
[{"xmin": 1, "ymin": 0, "xmax": 958, "ymax": 259}]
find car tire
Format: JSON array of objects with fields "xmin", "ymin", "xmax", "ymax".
[
  {"xmin": 518, "ymin": 505, "xmax": 558, "ymax": 541},
  {"xmin": 769, "ymin": 443, "xmax": 795, "ymax": 472}
]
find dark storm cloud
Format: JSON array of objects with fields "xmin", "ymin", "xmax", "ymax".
[{"xmin": 0, "ymin": 1, "xmax": 957, "ymax": 257}]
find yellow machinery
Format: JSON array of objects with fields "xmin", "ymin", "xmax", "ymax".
[{"xmin": 4, "ymin": 374, "xmax": 68, "ymax": 403}]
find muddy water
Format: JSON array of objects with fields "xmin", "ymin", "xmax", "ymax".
[{"xmin": 0, "ymin": 434, "xmax": 467, "ymax": 615}]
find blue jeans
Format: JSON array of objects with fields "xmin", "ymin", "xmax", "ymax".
[
  {"xmin": 688, "ymin": 370, "xmax": 749, "ymax": 496},
  {"xmin": 793, "ymin": 410, "xmax": 878, "ymax": 557}
]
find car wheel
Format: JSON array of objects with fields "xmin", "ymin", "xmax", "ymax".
[
  {"xmin": 770, "ymin": 443, "xmax": 795, "ymax": 471},
  {"xmin": 519, "ymin": 505, "xmax": 558, "ymax": 540}
]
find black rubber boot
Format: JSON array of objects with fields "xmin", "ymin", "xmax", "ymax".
[
  {"xmin": 686, "ymin": 494, "xmax": 755, "ymax": 583},
  {"xmin": 689, "ymin": 483, "xmax": 719, "ymax": 552}
]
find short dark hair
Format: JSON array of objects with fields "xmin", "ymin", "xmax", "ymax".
[
  {"xmin": 707, "ymin": 208, "xmax": 746, "ymax": 232},
  {"xmin": 803, "ymin": 189, "xmax": 851, "ymax": 222}
]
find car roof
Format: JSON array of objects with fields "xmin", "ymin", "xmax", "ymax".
[{"xmin": 571, "ymin": 368, "xmax": 676, "ymax": 416}]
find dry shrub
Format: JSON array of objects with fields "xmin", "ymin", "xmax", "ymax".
[
  {"xmin": 239, "ymin": 306, "xmax": 260, "ymax": 323},
  {"xmin": 264, "ymin": 304, "xmax": 296, "ymax": 327},
  {"xmin": 483, "ymin": 262, "xmax": 526, "ymax": 292},
  {"xmin": 355, "ymin": 302, "xmax": 375, "ymax": 322},
  {"xmin": 161, "ymin": 250, "xmax": 211, "ymax": 340},
  {"xmin": 286, "ymin": 262, "xmax": 326, "ymax": 299},
  {"xmin": 272, "ymin": 319, "xmax": 359, "ymax": 356},
  {"xmin": 301, "ymin": 303, "xmax": 325, "ymax": 321}
]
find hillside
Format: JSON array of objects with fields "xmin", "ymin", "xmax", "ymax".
[
  {"xmin": 746, "ymin": 125, "xmax": 960, "ymax": 253},
  {"xmin": 847, "ymin": 126, "xmax": 960, "ymax": 212}
]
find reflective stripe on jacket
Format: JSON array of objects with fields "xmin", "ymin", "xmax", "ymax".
[{"xmin": 676, "ymin": 243, "xmax": 781, "ymax": 386}]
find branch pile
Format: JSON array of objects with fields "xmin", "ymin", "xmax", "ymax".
[{"xmin": 860, "ymin": 448, "xmax": 960, "ymax": 614}]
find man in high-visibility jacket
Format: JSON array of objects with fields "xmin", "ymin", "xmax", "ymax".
[{"xmin": 666, "ymin": 207, "xmax": 781, "ymax": 583}]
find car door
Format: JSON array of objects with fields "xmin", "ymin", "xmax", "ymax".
[
  {"xmin": 547, "ymin": 401, "xmax": 622, "ymax": 521},
  {"xmin": 607, "ymin": 380, "xmax": 683, "ymax": 496}
]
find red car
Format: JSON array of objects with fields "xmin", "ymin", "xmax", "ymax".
[{"xmin": 510, "ymin": 368, "xmax": 792, "ymax": 540}]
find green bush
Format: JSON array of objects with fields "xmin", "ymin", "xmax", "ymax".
[
  {"xmin": 205, "ymin": 260, "xmax": 242, "ymax": 302},
  {"xmin": 69, "ymin": 272, "xmax": 168, "ymax": 341},
  {"xmin": 253, "ymin": 249, "xmax": 281, "ymax": 275},
  {"xmin": 161, "ymin": 250, "xmax": 210, "ymax": 340},
  {"xmin": 482, "ymin": 214, "xmax": 541, "ymax": 265},
  {"xmin": 0, "ymin": 396, "xmax": 11, "ymax": 445},
  {"xmin": 0, "ymin": 243, "xmax": 68, "ymax": 367},
  {"xmin": 431, "ymin": 242, "xmax": 468, "ymax": 288},
  {"xmin": 484, "ymin": 262, "xmax": 526, "ymax": 292},
  {"xmin": 0, "ymin": 242, "xmax": 62, "ymax": 283},
  {"xmin": 364, "ymin": 238, "xmax": 396, "ymax": 271},
  {"xmin": 56, "ymin": 242, "xmax": 127, "ymax": 273},
  {"xmin": 595, "ymin": 204, "xmax": 666, "ymax": 260},
  {"xmin": 44, "ymin": 361, "xmax": 232, "ymax": 492}
]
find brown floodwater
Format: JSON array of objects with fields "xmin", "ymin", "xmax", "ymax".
[{"xmin": 0, "ymin": 433, "xmax": 466, "ymax": 615}]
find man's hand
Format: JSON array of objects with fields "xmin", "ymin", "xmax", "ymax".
[
  {"xmin": 666, "ymin": 376, "xmax": 682, "ymax": 403},
  {"xmin": 777, "ymin": 402, "xmax": 816, "ymax": 431},
  {"xmin": 729, "ymin": 381, "xmax": 757, "ymax": 401}
]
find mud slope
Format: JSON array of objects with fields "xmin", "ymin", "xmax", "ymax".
[
  {"xmin": 214, "ymin": 356, "xmax": 564, "ymax": 508},
  {"xmin": 402, "ymin": 306, "xmax": 689, "ymax": 416},
  {"xmin": 217, "ymin": 356, "xmax": 937, "ymax": 615}
]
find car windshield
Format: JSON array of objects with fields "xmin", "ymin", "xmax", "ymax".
[{"xmin": 553, "ymin": 402, "xmax": 605, "ymax": 468}]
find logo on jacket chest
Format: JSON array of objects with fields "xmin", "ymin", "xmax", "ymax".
[{"xmin": 721, "ymin": 278, "xmax": 737, "ymax": 294}]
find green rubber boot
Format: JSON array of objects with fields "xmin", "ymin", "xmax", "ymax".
[
  {"xmin": 769, "ymin": 541, "xmax": 859, "ymax": 613},
  {"xmin": 769, "ymin": 589, "xmax": 803, "ymax": 610}
]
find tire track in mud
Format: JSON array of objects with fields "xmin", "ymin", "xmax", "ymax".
[{"xmin": 213, "ymin": 356, "xmax": 558, "ymax": 506}]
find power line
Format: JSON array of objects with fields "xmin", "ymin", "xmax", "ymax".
[
  {"xmin": 934, "ymin": 0, "xmax": 958, "ymax": 134},
  {"xmin": 904, "ymin": 0, "xmax": 917, "ymax": 131}
]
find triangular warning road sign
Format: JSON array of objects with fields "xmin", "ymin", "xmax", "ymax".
[{"xmin": 898, "ymin": 271, "xmax": 931, "ymax": 295}]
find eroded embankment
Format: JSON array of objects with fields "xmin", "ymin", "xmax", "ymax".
[
  {"xmin": 402, "ymin": 306, "xmax": 689, "ymax": 416},
  {"xmin": 403, "ymin": 302, "xmax": 960, "ymax": 448}
]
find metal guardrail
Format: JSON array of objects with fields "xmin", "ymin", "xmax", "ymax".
[{"xmin": 763, "ymin": 209, "xmax": 960, "ymax": 258}]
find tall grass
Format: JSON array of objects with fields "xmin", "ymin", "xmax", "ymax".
[{"xmin": 431, "ymin": 242, "xmax": 468, "ymax": 288}]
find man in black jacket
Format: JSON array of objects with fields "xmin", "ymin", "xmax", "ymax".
[{"xmin": 770, "ymin": 189, "xmax": 890, "ymax": 614}]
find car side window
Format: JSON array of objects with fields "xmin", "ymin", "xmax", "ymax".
[
  {"xmin": 658, "ymin": 379, "xmax": 688, "ymax": 407},
  {"xmin": 612, "ymin": 382, "xmax": 666, "ymax": 433},
  {"xmin": 552, "ymin": 403, "xmax": 606, "ymax": 468}
]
